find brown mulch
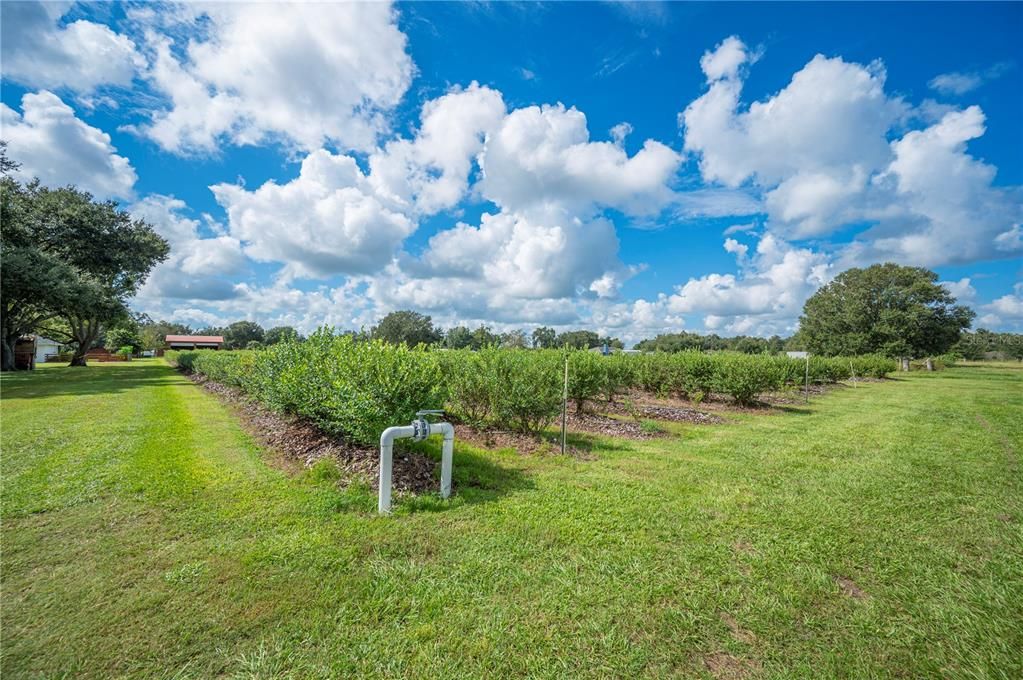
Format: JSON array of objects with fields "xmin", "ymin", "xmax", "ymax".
[
  {"xmin": 189, "ymin": 375, "xmax": 437, "ymax": 494},
  {"xmin": 455, "ymin": 423, "xmax": 595, "ymax": 459},
  {"xmin": 602, "ymin": 396, "xmax": 726, "ymax": 424},
  {"xmin": 566, "ymin": 410, "xmax": 661, "ymax": 439}
]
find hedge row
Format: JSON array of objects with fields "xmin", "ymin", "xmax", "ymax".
[
  {"xmin": 167, "ymin": 331, "xmax": 443, "ymax": 445},
  {"xmin": 168, "ymin": 339, "xmax": 897, "ymax": 438}
]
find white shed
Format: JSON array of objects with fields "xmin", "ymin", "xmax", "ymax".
[{"xmin": 34, "ymin": 337, "xmax": 61, "ymax": 364}]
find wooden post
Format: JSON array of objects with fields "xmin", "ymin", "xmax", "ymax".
[{"xmin": 560, "ymin": 351, "xmax": 568, "ymax": 454}]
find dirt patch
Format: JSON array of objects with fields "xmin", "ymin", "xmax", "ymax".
[
  {"xmin": 566, "ymin": 411, "xmax": 661, "ymax": 439},
  {"xmin": 761, "ymin": 383, "xmax": 841, "ymax": 405},
  {"xmin": 996, "ymin": 513, "xmax": 1013, "ymax": 523},
  {"xmin": 601, "ymin": 396, "xmax": 725, "ymax": 424},
  {"xmin": 454, "ymin": 423, "xmax": 595, "ymax": 459},
  {"xmin": 189, "ymin": 376, "xmax": 437, "ymax": 494},
  {"xmin": 720, "ymin": 612, "xmax": 757, "ymax": 645},
  {"xmin": 835, "ymin": 575, "xmax": 868, "ymax": 601},
  {"xmin": 635, "ymin": 404, "xmax": 724, "ymax": 424},
  {"xmin": 732, "ymin": 540, "xmax": 755, "ymax": 556},
  {"xmin": 703, "ymin": 651, "xmax": 761, "ymax": 679}
]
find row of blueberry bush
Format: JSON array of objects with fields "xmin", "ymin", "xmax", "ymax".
[{"xmin": 167, "ymin": 337, "xmax": 896, "ymax": 438}]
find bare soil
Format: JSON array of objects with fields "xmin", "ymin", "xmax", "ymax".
[
  {"xmin": 835, "ymin": 575, "xmax": 868, "ymax": 600},
  {"xmin": 454, "ymin": 423, "xmax": 596, "ymax": 459},
  {"xmin": 720, "ymin": 612, "xmax": 757, "ymax": 645},
  {"xmin": 601, "ymin": 398, "xmax": 725, "ymax": 425},
  {"xmin": 566, "ymin": 410, "xmax": 661, "ymax": 439},
  {"xmin": 703, "ymin": 651, "xmax": 762, "ymax": 679},
  {"xmin": 189, "ymin": 375, "xmax": 438, "ymax": 494}
]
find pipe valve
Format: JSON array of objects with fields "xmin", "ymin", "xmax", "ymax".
[{"xmin": 412, "ymin": 409, "xmax": 445, "ymax": 442}]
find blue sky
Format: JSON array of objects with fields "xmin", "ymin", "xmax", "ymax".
[{"xmin": 2, "ymin": 1, "xmax": 1021, "ymax": 342}]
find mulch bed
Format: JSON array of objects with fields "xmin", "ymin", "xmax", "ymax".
[
  {"xmin": 566, "ymin": 410, "xmax": 661, "ymax": 439},
  {"xmin": 601, "ymin": 396, "xmax": 726, "ymax": 424},
  {"xmin": 454, "ymin": 423, "xmax": 596, "ymax": 459},
  {"xmin": 189, "ymin": 375, "xmax": 437, "ymax": 494}
]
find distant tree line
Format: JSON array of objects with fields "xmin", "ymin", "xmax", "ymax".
[
  {"xmin": 953, "ymin": 329, "xmax": 1023, "ymax": 361},
  {"xmin": 365, "ymin": 310, "xmax": 624, "ymax": 350},
  {"xmin": 634, "ymin": 332, "xmax": 788, "ymax": 354}
]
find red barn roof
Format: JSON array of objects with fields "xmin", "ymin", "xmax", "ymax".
[{"xmin": 165, "ymin": 335, "xmax": 225, "ymax": 343}]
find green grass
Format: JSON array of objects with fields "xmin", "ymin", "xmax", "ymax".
[{"xmin": 2, "ymin": 360, "xmax": 1021, "ymax": 679}]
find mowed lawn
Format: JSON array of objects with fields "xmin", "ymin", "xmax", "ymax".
[{"xmin": 1, "ymin": 361, "xmax": 1021, "ymax": 679}]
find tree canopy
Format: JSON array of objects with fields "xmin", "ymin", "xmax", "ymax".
[
  {"xmin": 371, "ymin": 310, "xmax": 442, "ymax": 346},
  {"xmin": 798, "ymin": 263, "xmax": 975, "ymax": 358},
  {"xmin": 1, "ymin": 156, "xmax": 169, "ymax": 368}
]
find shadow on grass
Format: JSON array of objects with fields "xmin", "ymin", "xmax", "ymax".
[
  {"xmin": 772, "ymin": 405, "xmax": 814, "ymax": 416},
  {"xmin": 0, "ymin": 363, "xmax": 176, "ymax": 400},
  {"xmin": 367, "ymin": 435, "xmax": 538, "ymax": 516}
]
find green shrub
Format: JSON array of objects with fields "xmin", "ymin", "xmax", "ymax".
[
  {"xmin": 711, "ymin": 353, "xmax": 784, "ymax": 405},
  {"xmin": 489, "ymin": 350, "xmax": 563, "ymax": 434},
  {"xmin": 603, "ymin": 352, "xmax": 636, "ymax": 402},
  {"xmin": 171, "ymin": 330, "xmax": 444, "ymax": 445},
  {"xmin": 443, "ymin": 349, "xmax": 497, "ymax": 427},
  {"xmin": 668, "ymin": 351, "xmax": 717, "ymax": 401},
  {"xmin": 568, "ymin": 350, "xmax": 606, "ymax": 412}
]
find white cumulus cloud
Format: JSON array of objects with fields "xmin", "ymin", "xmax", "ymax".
[
  {"xmin": 139, "ymin": 2, "xmax": 413, "ymax": 154},
  {"xmin": 1, "ymin": 1, "xmax": 143, "ymax": 92},
  {"xmin": 1, "ymin": 90, "xmax": 137, "ymax": 199},
  {"xmin": 211, "ymin": 150, "xmax": 415, "ymax": 279}
]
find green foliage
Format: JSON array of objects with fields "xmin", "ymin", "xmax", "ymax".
[
  {"xmin": 177, "ymin": 331, "xmax": 445, "ymax": 445},
  {"xmin": 635, "ymin": 331, "xmax": 785, "ymax": 355},
  {"xmin": 667, "ymin": 351, "xmax": 717, "ymax": 401},
  {"xmin": 531, "ymin": 326, "xmax": 557, "ymax": 349},
  {"xmin": 568, "ymin": 351, "xmax": 606, "ymax": 412},
  {"xmin": 222, "ymin": 320, "xmax": 265, "ymax": 350},
  {"xmin": 139, "ymin": 320, "xmax": 192, "ymax": 351},
  {"xmin": 710, "ymin": 353, "xmax": 784, "ymax": 406},
  {"xmin": 105, "ymin": 326, "xmax": 143, "ymax": 353},
  {"xmin": 1, "ymin": 175, "xmax": 169, "ymax": 368},
  {"xmin": 372, "ymin": 310, "xmax": 442, "ymax": 346},
  {"xmin": 264, "ymin": 326, "xmax": 301, "ymax": 345},
  {"xmin": 799, "ymin": 263, "xmax": 975, "ymax": 358},
  {"xmin": 442, "ymin": 348, "xmax": 562, "ymax": 434},
  {"xmin": 441, "ymin": 350, "xmax": 498, "ymax": 427},
  {"xmin": 954, "ymin": 329, "xmax": 1023, "ymax": 361},
  {"xmin": 603, "ymin": 352, "xmax": 637, "ymax": 402},
  {"xmin": 488, "ymin": 350, "xmax": 563, "ymax": 434}
]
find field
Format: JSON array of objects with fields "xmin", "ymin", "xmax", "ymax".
[{"xmin": 2, "ymin": 359, "xmax": 1021, "ymax": 678}]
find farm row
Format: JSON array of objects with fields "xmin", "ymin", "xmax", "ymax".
[{"xmin": 166, "ymin": 333, "xmax": 896, "ymax": 444}]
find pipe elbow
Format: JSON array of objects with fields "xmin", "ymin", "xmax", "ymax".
[{"xmin": 433, "ymin": 422, "xmax": 455, "ymax": 440}]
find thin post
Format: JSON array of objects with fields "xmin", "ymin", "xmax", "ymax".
[
  {"xmin": 561, "ymin": 354, "xmax": 568, "ymax": 455},
  {"xmin": 804, "ymin": 355, "xmax": 810, "ymax": 404}
]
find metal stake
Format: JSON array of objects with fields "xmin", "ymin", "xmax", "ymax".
[{"xmin": 561, "ymin": 355, "xmax": 568, "ymax": 455}]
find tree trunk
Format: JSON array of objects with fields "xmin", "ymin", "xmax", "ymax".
[
  {"xmin": 0, "ymin": 336, "xmax": 16, "ymax": 372},
  {"xmin": 66, "ymin": 317, "xmax": 99, "ymax": 368},
  {"xmin": 925, "ymin": 358, "xmax": 934, "ymax": 371}
]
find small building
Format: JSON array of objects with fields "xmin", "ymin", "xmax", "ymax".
[
  {"xmin": 35, "ymin": 337, "xmax": 61, "ymax": 364},
  {"xmin": 165, "ymin": 334, "xmax": 225, "ymax": 350},
  {"xmin": 13, "ymin": 337, "xmax": 36, "ymax": 369}
]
